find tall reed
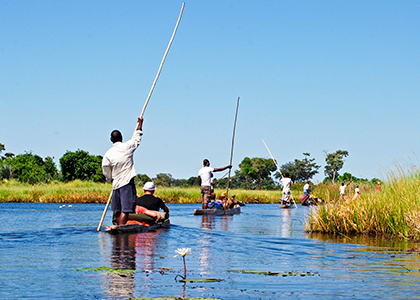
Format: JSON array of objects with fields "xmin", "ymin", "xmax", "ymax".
[{"xmin": 306, "ymin": 163, "xmax": 420, "ymax": 240}]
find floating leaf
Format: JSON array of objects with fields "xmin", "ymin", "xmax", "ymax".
[
  {"xmin": 179, "ymin": 278, "xmax": 222, "ymax": 283},
  {"xmin": 73, "ymin": 266, "xmax": 141, "ymax": 275},
  {"xmin": 134, "ymin": 297, "xmax": 221, "ymax": 300},
  {"xmin": 228, "ymin": 270, "xmax": 319, "ymax": 277}
]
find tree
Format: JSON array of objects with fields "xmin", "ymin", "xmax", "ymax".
[
  {"xmin": 5, "ymin": 152, "xmax": 58, "ymax": 184},
  {"xmin": 324, "ymin": 150, "xmax": 349, "ymax": 183},
  {"xmin": 59, "ymin": 149, "xmax": 104, "ymax": 182},
  {"xmin": 277, "ymin": 153, "xmax": 320, "ymax": 182},
  {"xmin": 153, "ymin": 173, "xmax": 173, "ymax": 187},
  {"xmin": 134, "ymin": 174, "xmax": 152, "ymax": 187},
  {"xmin": 238, "ymin": 157, "xmax": 277, "ymax": 190}
]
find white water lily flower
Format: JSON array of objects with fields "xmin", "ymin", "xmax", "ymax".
[{"xmin": 174, "ymin": 248, "xmax": 192, "ymax": 258}]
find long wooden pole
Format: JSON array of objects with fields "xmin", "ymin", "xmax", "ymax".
[
  {"xmin": 226, "ymin": 97, "xmax": 240, "ymax": 196},
  {"xmin": 96, "ymin": 3, "xmax": 185, "ymax": 232},
  {"xmin": 140, "ymin": 2, "xmax": 185, "ymax": 119},
  {"xmin": 262, "ymin": 139, "xmax": 297, "ymax": 208}
]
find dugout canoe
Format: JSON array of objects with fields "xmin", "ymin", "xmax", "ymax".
[
  {"xmin": 104, "ymin": 219, "xmax": 170, "ymax": 234},
  {"xmin": 193, "ymin": 206, "xmax": 241, "ymax": 216},
  {"xmin": 105, "ymin": 211, "xmax": 170, "ymax": 234}
]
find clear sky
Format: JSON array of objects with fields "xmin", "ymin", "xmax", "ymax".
[{"xmin": 1, "ymin": 0, "xmax": 420, "ymax": 183}]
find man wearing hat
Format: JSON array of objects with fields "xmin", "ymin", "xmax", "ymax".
[{"xmin": 136, "ymin": 181, "xmax": 170, "ymax": 217}]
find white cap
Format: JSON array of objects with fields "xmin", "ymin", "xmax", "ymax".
[{"xmin": 143, "ymin": 181, "xmax": 156, "ymax": 191}]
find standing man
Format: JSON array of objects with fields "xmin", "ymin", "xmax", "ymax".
[
  {"xmin": 102, "ymin": 117, "xmax": 143, "ymax": 225},
  {"xmin": 198, "ymin": 159, "xmax": 231, "ymax": 209},
  {"xmin": 339, "ymin": 178, "xmax": 352, "ymax": 200},
  {"xmin": 136, "ymin": 181, "xmax": 170, "ymax": 217},
  {"xmin": 280, "ymin": 172, "xmax": 292, "ymax": 205}
]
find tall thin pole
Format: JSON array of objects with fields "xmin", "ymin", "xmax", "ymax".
[
  {"xmin": 139, "ymin": 2, "xmax": 185, "ymax": 119},
  {"xmin": 226, "ymin": 97, "xmax": 240, "ymax": 196},
  {"xmin": 97, "ymin": 3, "xmax": 185, "ymax": 232},
  {"xmin": 262, "ymin": 139, "xmax": 297, "ymax": 208}
]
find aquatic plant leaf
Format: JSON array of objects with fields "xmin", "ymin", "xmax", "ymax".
[
  {"xmin": 179, "ymin": 278, "xmax": 222, "ymax": 283},
  {"xmin": 228, "ymin": 269, "xmax": 319, "ymax": 277},
  {"xmin": 72, "ymin": 266, "xmax": 141, "ymax": 275},
  {"xmin": 134, "ymin": 297, "xmax": 221, "ymax": 300}
]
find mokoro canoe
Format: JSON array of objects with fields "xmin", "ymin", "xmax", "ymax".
[
  {"xmin": 278, "ymin": 203, "xmax": 293, "ymax": 209},
  {"xmin": 104, "ymin": 219, "xmax": 170, "ymax": 235},
  {"xmin": 193, "ymin": 206, "xmax": 241, "ymax": 216}
]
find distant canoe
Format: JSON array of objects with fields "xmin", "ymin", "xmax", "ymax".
[
  {"xmin": 193, "ymin": 206, "xmax": 241, "ymax": 216},
  {"xmin": 278, "ymin": 203, "xmax": 293, "ymax": 209},
  {"xmin": 104, "ymin": 219, "xmax": 170, "ymax": 235}
]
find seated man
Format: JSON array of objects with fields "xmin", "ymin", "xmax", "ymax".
[
  {"xmin": 136, "ymin": 181, "xmax": 170, "ymax": 218},
  {"xmin": 208, "ymin": 192, "xmax": 224, "ymax": 209}
]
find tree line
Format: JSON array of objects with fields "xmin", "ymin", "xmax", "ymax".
[{"xmin": 0, "ymin": 142, "xmax": 377, "ymax": 188}]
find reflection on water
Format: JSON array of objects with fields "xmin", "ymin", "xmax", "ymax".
[
  {"xmin": 104, "ymin": 234, "xmax": 136, "ymax": 299},
  {"xmin": 280, "ymin": 208, "xmax": 291, "ymax": 238},
  {"xmin": 2, "ymin": 203, "xmax": 420, "ymax": 299}
]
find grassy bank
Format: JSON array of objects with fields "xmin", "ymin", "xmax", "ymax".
[
  {"xmin": 306, "ymin": 164, "xmax": 420, "ymax": 240},
  {"xmin": 0, "ymin": 180, "xmax": 289, "ymax": 204}
]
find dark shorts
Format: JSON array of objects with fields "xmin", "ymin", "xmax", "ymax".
[{"xmin": 111, "ymin": 178, "xmax": 137, "ymax": 213}]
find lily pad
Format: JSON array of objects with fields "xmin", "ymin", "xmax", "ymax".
[
  {"xmin": 179, "ymin": 278, "xmax": 222, "ymax": 283},
  {"xmin": 73, "ymin": 266, "xmax": 141, "ymax": 275},
  {"xmin": 228, "ymin": 269, "xmax": 319, "ymax": 277},
  {"xmin": 134, "ymin": 297, "xmax": 221, "ymax": 300}
]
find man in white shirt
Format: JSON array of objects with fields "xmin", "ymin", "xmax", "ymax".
[
  {"xmin": 198, "ymin": 159, "xmax": 231, "ymax": 209},
  {"xmin": 102, "ymin": 117, "xmax": 143, "ymax": 225},
  {"xmin": 280, "ymin": 172, "xmax": 292, "ymax": 205}
]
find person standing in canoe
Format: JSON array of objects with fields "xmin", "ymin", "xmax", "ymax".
[
  {"xmin": 279, "ymin": 172, "xmax": 292, "ymax": 205},
  {"xmin": 102, "ymin": 117, "xmax": 143, "ymax": 225},
  {"xmin": 198, "ymin": 159, "xmax": 232, "ymax": 209}
]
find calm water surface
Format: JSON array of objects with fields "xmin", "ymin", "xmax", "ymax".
[{"xmin": 1, "ymin": 202, "xmax": 419, "ymax": 299}]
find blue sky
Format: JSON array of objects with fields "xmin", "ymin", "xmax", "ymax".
[{"xmin": 1, "ymin": 0, "xmax": 420, "ymax": 183}]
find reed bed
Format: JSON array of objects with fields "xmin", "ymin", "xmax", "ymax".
[
  {"xmin": 306, "ymin": 164, "xmax": 420, "ymax": 240},
  {"xmin": 0, "ymin": 180, "xmax": 287, "ymax": 204}
]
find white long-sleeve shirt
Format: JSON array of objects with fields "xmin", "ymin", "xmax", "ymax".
[{"xmin": 102, "ymin": 130, "xmax": 142, "ymax": 190}]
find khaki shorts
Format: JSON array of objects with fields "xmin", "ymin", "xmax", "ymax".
[{"xmin": 201, "ymin": 186, "xmax": 212, "ymax": 205}]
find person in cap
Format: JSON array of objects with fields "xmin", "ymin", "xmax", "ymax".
[
  {"xmin": 135, "ymin": 181, "xmax": 170, "ymax": 217},
  {"xmin": 102, "ymin": 117, "xmax": 143, "ymax": 225},
  {"xmin": 353, "ymin": 185, "xmax": 361, "ymax": 200},
  {"xmin": 198, "ymin": 159, "xmax": 232, "ymax": 209}
]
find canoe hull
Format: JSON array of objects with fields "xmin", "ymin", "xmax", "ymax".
[
  {"xmin": 193, "ymin": 207, "xmax": 241, "ymax": 216},
  {"xmin": 104, "ymin": 219, "xmax": 170, "ymax": 235}
]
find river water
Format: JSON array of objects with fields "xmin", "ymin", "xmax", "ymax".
[{"xmin": 1, "ymin": 202, "xmax": 419, "ymax": 299}]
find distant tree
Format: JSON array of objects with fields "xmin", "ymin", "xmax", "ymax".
[
  {"xmin": 277, "ymin": 153, "xmax": 320, "ymax": 182},
  {"xmin": 187, "ymin": 176, "xmax": 200, "ymax": 186},
  {"xmin": 239, "ymin": 157, "xmax": 277, "ymax": 190},
  {"xmin": 5, "ymin": 152, "xmax": 58, "ymax": 184},
  {"xmin": 60, "ymin": 149, "xmax": 104, "ymax": 182},
  {"xmin": 324, "ymin": 150, "xmax": 349, "ymax": 183},
  {"xmin": 153, "ymin": 173, "xmax": 173, "ymax": 187},
  {"xmin": 134, "ymin": 174, "xmax": 151, "ymax": 187}
]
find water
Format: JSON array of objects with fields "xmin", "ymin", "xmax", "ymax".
[{"xmin": 1, "ymin": 203, "xmax": 419, "ymax": 299}]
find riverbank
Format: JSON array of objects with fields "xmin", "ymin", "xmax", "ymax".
[
  {"xmin": 0, "ymin": 180, "xmax": 288, "ymax": 204},
  {"xmin": 306, "ymin": 164, "xmax": 420, "ymax": 240}
]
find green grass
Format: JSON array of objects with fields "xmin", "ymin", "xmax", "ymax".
[
  {"xmin": 306, "ymin": 164, "xmax": 420, "ymax": 240},
  {"xmin": 0, "ymin": 180, "xmax": 289, "ymax": 204}
]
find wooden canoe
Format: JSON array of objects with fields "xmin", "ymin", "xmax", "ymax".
[
  {"xmin": 104, "ymin": 219, "xmax": 170, "ymax": 235},
  {"xmin": 193, "ymin": 206, "xmax": 241, "ymax": 216}
]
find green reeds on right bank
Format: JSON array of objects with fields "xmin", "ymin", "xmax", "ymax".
[{"xmin": 306, "ymin": 164, "xmax": 420, "ymax": 240}]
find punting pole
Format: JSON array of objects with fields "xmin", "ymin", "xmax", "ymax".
[
  {"xmin": 262, "ymin": 139, "xmax": 297, "ymax": 208},
  {"xmin": 226, "ymin": 97, "xmax": 240, "ymax": 196},
  {"xmin": 97, "ymin": 3, "xmax": 185, "ymax": 232}
]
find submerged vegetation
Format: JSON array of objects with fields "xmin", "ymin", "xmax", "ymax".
[{"xmin": 306, "ymin": 164, "xmax": 420, "ymax": 240}]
